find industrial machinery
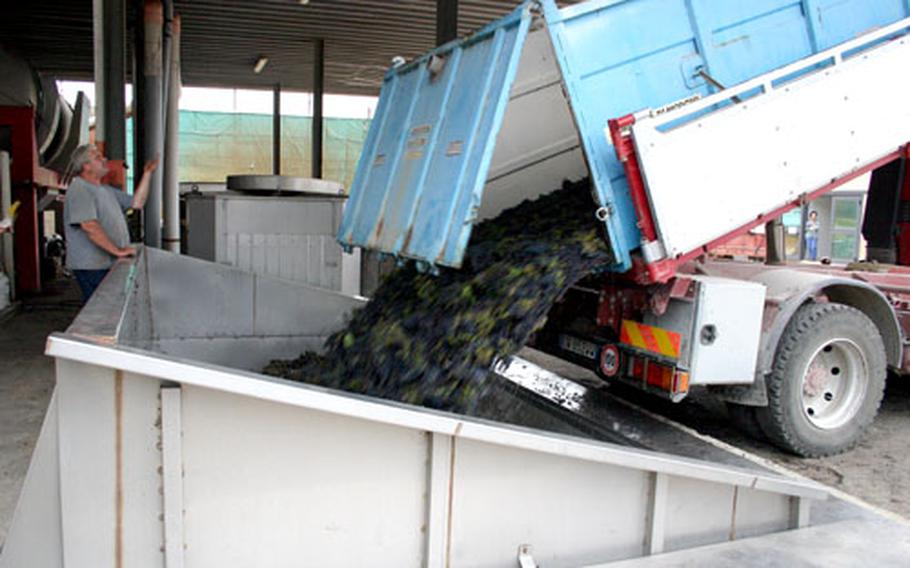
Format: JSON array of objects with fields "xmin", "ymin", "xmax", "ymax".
[
  {"xmin": 5, "ymin": 249, "xmax": 910, "ymax": 566},
  {"xmin": 338, "ymin": 0, "xmax": 910, "ymax": 457},
  {"xmin": 184, "ymin": 175, "xmax": 360, "ymax": 295},
  {"xmin": 0, "ymin": 248, "xmax": 838, "ymax": 567},
  {"xmin": 0, "ymin": 48, "xmax": 89, "ymax": 294}
]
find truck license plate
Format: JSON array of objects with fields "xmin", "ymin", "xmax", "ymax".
[{"xmin": 559, "ymin": 335, "xmax": 599, "ymax": 360}]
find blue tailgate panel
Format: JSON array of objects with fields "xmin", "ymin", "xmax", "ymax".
[
  {"xmin": 338, "ymin": 5, "xmax": 532, "ymax": 268},
  {"xmin": 340, "ymin": 0, "xmax": 908, "ymax": 272}
]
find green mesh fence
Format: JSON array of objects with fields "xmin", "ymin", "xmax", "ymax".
[{"xmin": 125, "ymin": 110, "xmax": 371, "ymax": 191}]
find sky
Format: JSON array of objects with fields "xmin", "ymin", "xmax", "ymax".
[{"xmin": 58, "ymin": 80, "xmax": 378, "ymax": 119}]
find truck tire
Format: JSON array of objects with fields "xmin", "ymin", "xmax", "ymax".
[{"xmin": 756, "ymin": 302, "xmax": 886, "ymax": 457}]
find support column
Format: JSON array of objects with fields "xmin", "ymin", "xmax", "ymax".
[
  {"xmin": 0, "ymin": 152, "xmax": 14, "ymax": 301},
  {"xmin": 93, "ymin": 0, "xmax": 128, "ymax": 187},
  {"xmin": 799, "ymin": 203, "xmax": 808, "ymax": 260},
  {"xmin": 311, "ymin": 40, "xmax": 324, "ymax": 179},
  {"xmin": 138, "ymin": 0, "xmax": 164, "ymax": 248},
  {"xmin": 273, "ymin": 83, "xmax": 281, "ymax": 176},
  {"xmin": 92, "ymin": 0, "xmax": 105, "ymax": 147},
  {"xmin": 102, "ymin": 0, "xmax": 127, "ymax": 165},
  {"xmin": 162, "ymin": 0, "xmax": 174, "ymax": 105},
  {"xmin": 162, "ymin": 15, "xmax": 181, "ymax": 253},
  {"xmin": 132, "ymin": 3, "xmax": 146, "ymax": 191},
  {"xmin": 765, "ymin": 218, "xmax": 786, "ymax": 265},
  {"xmin": 12, "ymin": 187, "xmax": 38, "ymax": 293},
  {"xmin": 436, "ymin": 0, "xmax": 458, "ymax": 46}
]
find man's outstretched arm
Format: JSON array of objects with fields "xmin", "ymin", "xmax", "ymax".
[{"xmin": 130, "ymin": 156, "xmax": 160, "ymax": 210}]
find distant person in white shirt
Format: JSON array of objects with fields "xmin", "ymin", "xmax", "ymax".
[{"xmin": 63, "ymin": 144, "xmax": 158, "ymax": 302}]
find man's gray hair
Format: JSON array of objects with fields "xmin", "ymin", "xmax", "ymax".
[{"xmin": 69, "ymin": 144, "xmax": 97, "ymax": 175}]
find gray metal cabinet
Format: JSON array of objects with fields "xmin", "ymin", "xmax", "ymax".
[{"xmin": 185, "ymin": 191, "xmax": 359, "ymax": 294}]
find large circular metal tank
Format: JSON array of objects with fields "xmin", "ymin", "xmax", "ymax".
[
  {"xmin": 226, "ymin": 175, "xmax": 345, "ymax": 196},
  {"xmin": 0, "ymin": 47, "xmax": 79, "ymax": 171}
]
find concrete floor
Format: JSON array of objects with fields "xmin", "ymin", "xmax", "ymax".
[{"xmin": 0, "ymin": 279, "xmax": 80, "ymax": 548}]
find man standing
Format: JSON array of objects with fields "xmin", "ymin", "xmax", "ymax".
[
  {"xmin": 64, "ymin": 144, "xmax": 158, "ymax": 302},
  {"xmin": 805, "ymin": 210, "xmax": 820, "ymax": 261}
]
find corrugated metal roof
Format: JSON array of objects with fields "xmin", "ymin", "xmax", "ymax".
[{"xmin": 1, "ymin": 1, "xmax": 581, "ymax": 95}]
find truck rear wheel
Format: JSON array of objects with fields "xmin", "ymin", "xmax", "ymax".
[{"xmin": 757, "ymin": 302, "xmax": 886, "ymax": 457}]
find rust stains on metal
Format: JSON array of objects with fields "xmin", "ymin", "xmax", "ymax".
[
  {"xmin": 401, "ymin": 226, "xmax": 415, "ymax": 253},
  {"xmin": 70, "ymin": 333, "xmax": 118, "ymax": 346}
]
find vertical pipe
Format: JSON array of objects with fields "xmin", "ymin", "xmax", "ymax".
[
  {"xmin": 162, "ymin": 0, "xmax": 174, "ymax": 107},
  {"xmin": 765, "ymin": 218, "xmax": 786, "ymax": 265},
  {"xmin": 272, "ymin": 83, "xmax": 281, "ymax": 176},
  {"xmin": 133, "ymin": 4, "xmax": 146, "ymax": 191},
  {"xmin": 92, "ymin": 0, "xmax": 106, "ymax": 147},
  {"xmin": 311, "ymin": 39, "xmax": 324, "ymax": 179},
  {"xmin": 799, "ymin": 203, "xmax": 808, "ymax": 260},
  {"xmin": 436, "ymin": 0, "xmax": 458, "ymax": 46},
  {"xmin": 163, "ymin": 15, "xmax": 181, "ymax": 253},
  {"xmin": 141, "ymin": 0, "xmax": 164, "ymax": 248},
  {"xmin": 102, "ymin": 0, "xmax": 127, "ymax": 163},
  {"xmin": 95, "ymin": 0, "xmax": 127, "ymax": 188},
  {"xmin": 0, "ymin": 152, "xmax": 14, "ymax": 301}
]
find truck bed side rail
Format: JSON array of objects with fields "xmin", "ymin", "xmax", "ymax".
[{"xmin": 611, "ymin": 17, "xmax": 910, "ymax": 284}]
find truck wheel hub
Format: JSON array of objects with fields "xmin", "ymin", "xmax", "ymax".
[{"xmin": 800, "ymin": 339, "xmax": 868, "ymax": 430}]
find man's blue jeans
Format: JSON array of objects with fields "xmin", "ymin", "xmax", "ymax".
[
  {"xmin": 73, "ymin": 269, "xmax": 110, "ymax": 303},
  {"xmin": 806, "ymin": 235, "xmax": 818, "ymax": 261}
]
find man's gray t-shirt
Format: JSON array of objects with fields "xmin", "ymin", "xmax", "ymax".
[{"xmin": 64, "ymin": 177, "xmax": 133, "ymax": 270}]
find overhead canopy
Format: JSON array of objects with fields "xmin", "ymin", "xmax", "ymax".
[{"xmin": 1, "ymin": 0, "xmax": 581, "ymax": 95}]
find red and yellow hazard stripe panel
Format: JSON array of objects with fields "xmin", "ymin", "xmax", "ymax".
[{"xmin": 619, "ymin": 320, "xmax": 681, "ymax": 359}]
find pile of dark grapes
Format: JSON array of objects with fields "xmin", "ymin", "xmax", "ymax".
[{"xmin": 263, "ymin": 178, "xmax": 612, "ymax": 413}]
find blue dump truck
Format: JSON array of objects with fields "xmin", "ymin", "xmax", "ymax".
[{"xmin": 339, "ymin": 0, "xmax": 910, "ymax": 457}]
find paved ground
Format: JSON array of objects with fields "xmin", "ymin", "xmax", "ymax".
[{"xmin": 688, "ymin": 378, "xmax": 910, "ymax": 519}]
